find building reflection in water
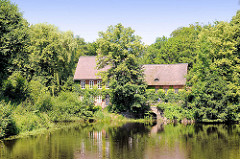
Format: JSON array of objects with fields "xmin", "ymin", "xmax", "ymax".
[
  {"xmin": 2, "ymin": 121, "xmax": 238, "ymax": 159},
  {"xmin": 75, "ymin": 130, "xmax": 110, "ymax": 159}
]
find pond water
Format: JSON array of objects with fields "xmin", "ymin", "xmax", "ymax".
[{"xmin": 0, "ymin": 121, "xmax": 239, "ymax": 159}]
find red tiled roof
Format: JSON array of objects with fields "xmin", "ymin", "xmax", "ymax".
[
  {"xmin": 142, "ymin": 64, "xmax": 188, "ymax": 85},
  {"xmin": 73, "ymin": 56, "xmax": 110, "ymax": 80},
  {"xmin": 74, "ymin": 56, "xmax": 188, "ymax": 86}
]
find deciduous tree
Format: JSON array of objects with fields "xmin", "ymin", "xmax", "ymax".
[
  {"xmin": 97, "ymin": 23, "xmax": 148, "ymax": 114},
  {"xmin": 0, "ymin": 0, "xmax": 29, "ymax": 86}
]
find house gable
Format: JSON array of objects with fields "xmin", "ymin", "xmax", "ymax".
[{"xmin": 74, "ymin": 56, "xmax": 110, "ymax": 80}]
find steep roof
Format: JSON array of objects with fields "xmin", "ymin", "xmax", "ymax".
[
  {"xmin": 142, "ymin": 64, "xmax": 188, "ymax": 86},
  {"xmin": 73, "ymin": 56, "xmax": 110, "ymax": 80},
  {"xmin": 74, "ymin": 56, "xmax": 188, "ymax": 86}
]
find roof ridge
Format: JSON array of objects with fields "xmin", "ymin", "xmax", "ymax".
[
  {"xmin": 143, "ymin": 63, "xmax": 188, "ymax": 66},
  {"xmin": 79, "ymin": 56, "xmax": 97, "ymax": 57}
]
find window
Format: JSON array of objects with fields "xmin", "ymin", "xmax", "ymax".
[
  {"xmin": 175, "ymin": 88, "xmax": 179, "ymax": 93},
  {"xmin": 97, "ymin": 80, "xmax": 102, "ymax": 89},
  {"xmin": 89, "ymin": 80, "xmax": 94, "ymax": 89},
  {"xmin": 96, "ymin": 95, "xmax": 102, "ymax": 103},
  {"xmin": 81, "ymin": 80, "xmax": 85, "ymax": 89},
  {"xmin": 105, "ymin": 95, "xmax": 110, "ymax": 105}
]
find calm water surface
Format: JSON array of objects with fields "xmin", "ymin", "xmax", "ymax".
[{"xmin": 0, "ymin": 122, "xmax": 239, "ymax": 159}]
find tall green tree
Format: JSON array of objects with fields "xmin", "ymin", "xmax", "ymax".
[
  {"xmin": 0, "ymin": 0, "xmax": 29, "ymax": 86},
  {"xmin": 142, "ymin": 36, "xmax": 168, "ymax": 64},
  {"xmin": 97, "ymin": 23, "xmax": 148, "ymax": 114},
  {"xmin": 144, "ymin": 24, "xmax": 202, "ymax": 69},
  {"xmin": 186, "ymin": 20, "xmax": 240, "ymax": 122},
  {"xmin": 74, "ymin": 36, "xmax": 97, "ymax": 63},
  {"xmin": 28, "ymin": 23, "xmax": 77, "ymax": 95}
]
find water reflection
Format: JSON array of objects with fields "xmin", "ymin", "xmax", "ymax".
[{"xmin": 0, "ymin": 122, "xmax": 239, "ymax": 159}]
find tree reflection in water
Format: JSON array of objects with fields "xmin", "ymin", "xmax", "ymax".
[{"xmin": 0, "ymin": 122, "xmax": 239, "ymax": 159}]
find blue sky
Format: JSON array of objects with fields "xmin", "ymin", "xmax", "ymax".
[{"xmin": 12, "ymin": 0, "xmax": 239, "ymax": 45}]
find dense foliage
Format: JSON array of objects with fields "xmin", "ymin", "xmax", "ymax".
[
  {"xmin": 0, "ymin": 0, "xmax": 29, "ymax": 86},
  {"xmin": 0, "ymin": 0, "xmax": 102, "ymax": 139},
  {"xmin": 143, "ymin": 24, "xmax": 203, "ymax": 69},
  {"xmin": 96, "ymin": 23, "xmax": 149, "ymax": 114},
  {"xmin": 144, "ymin": 12, "xmax": 240, "ymax": 122},
  {"xmin": 1, "ymin": 0, "xmax": 240, "ymax": 139},
  {"xmin": 0, "ymin": 102, "xmax": 18, "ymax": 138},
  {"xmin": 186, "ymin": 16, "xmax": 240, "ymax": 122}
]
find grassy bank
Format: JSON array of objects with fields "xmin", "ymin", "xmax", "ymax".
[{"xmin": 0, "ymin": 101, "xmax": 153, "ymax": 140}]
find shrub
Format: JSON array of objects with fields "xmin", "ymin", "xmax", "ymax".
[
  {"xmin": 146, "ymin": 89, "xmax": 158, "ymax": 105},
  {"xmin": 13, "ymin": 112, "xmax": 51, "ymax": 132},
  {"xmin": 28, "ymin": 79, "xmax": 46, "ymax": 104},
  {"xmin": 157, "ymin": 103, "xmax": 195, "ymax": 121},
  {"xmin": 50, "ymin": 91, "xmax": 83, "ymax": 121},
  {"xmin": 2, "ymin": 72, "xmax": 29, "ymax": 102},
  {"xmin": 165, "ymin": 89, "xmax": 177, "ymax": 103},
  {"xmin": 35, "ymin": 93, "xmax": 53, "ymax": 112},
  {"xmin": 157, "ymin": 89, "xmax": 166, "ymax": 102},
  {"xmin": 0, "ymin": 102, "xmax": 19, "ymax": 138}
]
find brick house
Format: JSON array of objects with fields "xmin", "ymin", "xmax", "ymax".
[
  {"xmin": 143, "ymin": 64, "xmax": 188, "ymax": 93},
  {"xmin": 73, "ymin": 56, "xmax": 188, "ymax": 106}
]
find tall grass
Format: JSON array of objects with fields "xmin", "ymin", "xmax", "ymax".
[
  {"xmin": 13, "ymin": 111, "xmax": 52, "ymax": 132},
  {"xmin": 93, "ymin": 109, "xmax": 126, "ymax": 122}
]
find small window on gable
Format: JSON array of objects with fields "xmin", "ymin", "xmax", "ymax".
[
  {"xmin": 154, "ymin": 78, "xmax": 159, "ymax": 81},
  {"xmin": 81, "ymin": 80, "xmax": 85, "ymax": 89}
]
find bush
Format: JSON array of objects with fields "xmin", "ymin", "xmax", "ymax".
[
  {"xmin": 28, "ymin": 79, "xmax": 46, "ymax": 104},
  {"xmin": 0, "ymin": 102, "xmax": 19, "ymax": 138},
  {"xmin": 157, "ymin": 89, "xmax": 166, "ymax": 102},
  {"xmin": 13, "ymin": 112, "xmax": 51, "ymax": 132},
  {"xmin": 157, "ymin": 103, "xmax": 195, "ymax": 121},
  {"xmin": 186, "ymin": 73, "xmax": 240, "ymax": 122},
  {"xmin": 2, "ymin": 72, "xmax": 29, "ymax": 102},
  {"xmin": 165, "ymin": 89, "xmax": 177, "ymax": 103},
  {"xmin": 50, "ymin": 91, "xmax": 83, "ymax": 121},
  {"xmin": 35, "ymin": 93, "xmax": 53, "ymax": 112},
  {"xmin": 80, "ymin": 86, "xmax": 100, "ymax": 108},
  {"xmin": 146, "ymin": 89, "xmax": 158, "ymax": 105}
]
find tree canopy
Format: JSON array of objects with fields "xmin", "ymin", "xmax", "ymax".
[
  {"xmin": 1, "ymin": 0, "xmax": 240, "ymax": 122},
  {"xmin": 0, "ymin": 0, "xmax": 29, "ymax": 86},
  {"xmin": 142, "ymin": 13, "xmax": 240, "ymax": 122},
  {"xmin": 96, "ymin": 23, "xmax": 149, "ymax": 114},
  {"xmin": 143, "ymin": 23, "xmax": 203, "ymax": 69},
  {"xmin": 185, "ymin": 15, "xmax": 240, "ymax": 122},
  {"xmin": 28, "ymin": 23, "xmax": 78, "ymax": 95}
]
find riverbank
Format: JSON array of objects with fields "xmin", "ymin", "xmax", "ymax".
[
  {"xmin": 0, "ymin": 108, "xmax": 154, "ymax": 141},
  {"xmin": 1, "ymin": 120, "xmax": 240, "ymax": 159},
  {"xmin": 1, "ymin": 98, "xmax": 239, "ymax": 141},
  {"xmin": 0, "ymin": 89, "xmax": 154, "ymax": 140},
  {"xmin": 157, "ymin": 102, "xmax": 240, "ymax": 124}
]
